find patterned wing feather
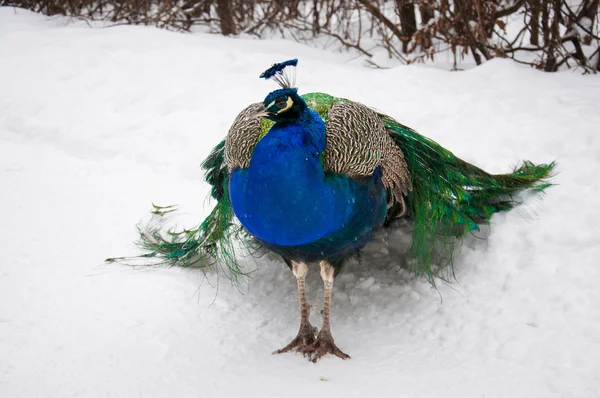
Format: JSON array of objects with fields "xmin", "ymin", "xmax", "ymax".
[
  {"xmin": 323, "ymin": 102, "xmax": 412, "ymax": 207},
  {"xmin": 224, "ymin": 102, "xmax": 264, "ymax": 171}
]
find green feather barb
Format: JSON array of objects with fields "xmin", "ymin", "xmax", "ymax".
[
  {"xmin": 106, "ymin": 143, "xmax": 259, "ymax": 284},
  {"xmin": 381, "ymin": 115, "xmax": 555, "ymax": 282}
]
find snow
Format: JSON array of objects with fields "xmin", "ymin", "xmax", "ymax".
[{"xmin": 1, "ymin": 7, "xmax": 600, "ymax": 398}]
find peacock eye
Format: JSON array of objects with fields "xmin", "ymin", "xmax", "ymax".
[{"xmin": 276, "ymin": 98, "xmax": 289, "ymax": 109}]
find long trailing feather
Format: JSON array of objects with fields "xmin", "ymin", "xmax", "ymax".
[
  {"xmin": 106, "ymin": 143, "xmax": 261, "ymax": 284},
  {"xmin": 202, "ymin": 139, "xmax": 229, "ymax": 200},
  {"xmin": 380, "ymin": 115, "xmax": 555, "ymax": 283}
]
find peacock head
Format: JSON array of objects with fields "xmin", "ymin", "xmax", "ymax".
[
  {"xmin": 258, "ymin": 59, "xmax": 307, "ymax": 123},
  {"xmin": 262, "ymin": 88, "xmax": 306, "ymax": 123}
]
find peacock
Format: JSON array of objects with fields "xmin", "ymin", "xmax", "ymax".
[{"xmin": 110, "ymin": 59, "xmax": 554, "ymax": 362}]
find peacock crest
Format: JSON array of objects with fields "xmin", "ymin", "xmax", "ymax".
[{"xmin": 259, "ymin": 59, "xmax": 297, "ymax": 89}]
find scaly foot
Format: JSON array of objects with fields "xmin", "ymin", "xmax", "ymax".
[
  {"xmin": 273, "ymin": 322, "xmax": 318, "ymax": 355},
  {"xmin": 298, "ymin": 329, "xmax": 350, "ymax": 363}
]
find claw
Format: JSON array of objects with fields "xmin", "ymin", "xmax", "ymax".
[
  {"xmin": 297, "ymin": 329, "xmax": 350, "ymax": 363},
  {"xmin": 274, "ymin": 323, "xmax": 318, "ymax": 355}
]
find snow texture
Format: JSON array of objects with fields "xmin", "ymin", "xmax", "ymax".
[{"xmin": 1, "ymin": 8, "xmax": 600, "ymax": 398}]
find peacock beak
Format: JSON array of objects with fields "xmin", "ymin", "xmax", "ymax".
[{"xmin": 252, "ymin": 104, "xmax": 275, "ymax": 119}]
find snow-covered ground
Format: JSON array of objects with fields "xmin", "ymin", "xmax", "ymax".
[{"xmin": 1, "ymin": 7, "xmax": 600, "ymax": 398}]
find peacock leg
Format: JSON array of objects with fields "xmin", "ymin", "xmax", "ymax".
[
  {"xmin": 274, "ymin": 260, "xmax": 318, "ymax": 354},
  {"xmin": 299, "ymin": 260, "xmax": 350, "ymax": 363}
]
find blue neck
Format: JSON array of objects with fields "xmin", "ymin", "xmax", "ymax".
[{"xmin": 251, "ymin": 108, "xmax": 325, "ymax": 175}]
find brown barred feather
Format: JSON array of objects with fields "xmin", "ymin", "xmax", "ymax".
[
  {"xmin": 324, "ymin": 102, "xmax": 412, "ymax": 210},
  {"xmin": 323, "ymin": 102, "xmax": 385, "ymax": 177},
  {"xmin": 224, "ymin": 103, "xmax": 263, "ymax": 171},
  {"xmin": 380, "ymin": 139, "xmax": 412, "ymax": 202}
]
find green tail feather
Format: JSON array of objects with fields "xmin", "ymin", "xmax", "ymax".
[
  {"xmin": 107, "ymin": 143, "xmax": 258, "ymax": 284},
  {"xmin": 202, "ymin": 139, "xmax": 229, "ymax": 201},
  {"xmin": 381, "ymin": 115, "xmax": 555, "ymax": 283}
]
